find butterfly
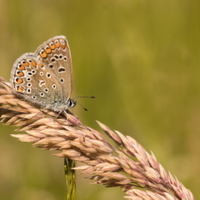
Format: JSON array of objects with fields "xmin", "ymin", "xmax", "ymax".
[{"xmin": 10, "ymin": 36, "xmax": 76, "ymax": 114}]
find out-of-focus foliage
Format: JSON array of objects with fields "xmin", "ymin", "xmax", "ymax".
[{"xmin": 0, "ymin": 0, "xmax": 199, "ymax": 199}]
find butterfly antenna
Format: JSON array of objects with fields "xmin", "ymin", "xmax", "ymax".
[
  {"xmin": 72, "ymin": 96, "xmax": 95, "ymax": 111},
  {"xmin": 74, "ymin": 96, "xmax": 95, "ymax": 99},
  {"xmin": 75, "ymin": 101, "xmax": 88, "ymax": 111}
]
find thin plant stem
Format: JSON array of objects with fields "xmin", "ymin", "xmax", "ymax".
[{"xmin": 64, "ymin": 158, "xmax": 76, "ymax": 200}]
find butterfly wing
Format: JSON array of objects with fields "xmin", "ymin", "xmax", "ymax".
[
  {"xmin": 10, "ymin": 53, "xmax": 64, "ymax": 110},
  {"xmin": 34, "ymin": 35, "xmax": 73, "ymax": 102},
  {"xmin": 10, "ymin": 36, "xmax": 73, "ymax": 112}
]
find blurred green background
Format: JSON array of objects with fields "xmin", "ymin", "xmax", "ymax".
[{"xmin": 0, "ymin": 0, "xmax": 199, "ymax": 199}]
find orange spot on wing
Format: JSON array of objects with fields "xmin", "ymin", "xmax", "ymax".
[
  {"xmin": 40, "ymin": 50, "xmax": 47, "ymax": 58},
  {"xmin": 22, "ymin": 62, "xmax": 29, "ymax": 66},
  {"xmin": 16, "ymin": 78, "xmax": 23, "ymax": 84},
  {"xmin": 61, "ymin": 44, "xmax": 66, "ymax": 49},
  {"xmin": 60, "ymin": 40, "xmax": 67, "ymax": 49},
  {"xmin": 55, "ymin": 42, "xmax": 60, "ymax": 48},
  {"xmin": 50, "ymin": 43, "xmax": 56, "ymax": 50},
  {"xmin": 17, "ymin": 71, "xmax": 24, "ymax": 77},
  {"xmin": 30, "ymin": 61, "xmax": 37, "ymax": 67},
  {"xmin": 18, "ymin": 64, "xmax": 25, "ymax": 70},
  {"xmin": 16, "ymin": 86, "xmax": 24, "ymax": 93},
  {"xmin": 45, "ymin": 47, "xmax": 52, "ymax": 54},
  {"xmin": 38, "ymin": 63, "xmax": 44, "ymax": 68}
]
